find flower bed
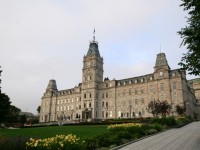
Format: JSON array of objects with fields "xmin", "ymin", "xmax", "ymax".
[{"xmin": 26, "ymin": 134, "xmax": 83, "ymax": 150}]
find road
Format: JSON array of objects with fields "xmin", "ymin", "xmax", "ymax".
[{"xmin": 119, "ymin": 122, "xmax": 200, "ymax": 150}]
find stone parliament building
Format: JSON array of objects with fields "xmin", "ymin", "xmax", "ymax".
[{"xmin": 39, "ymin": 36, "xmax": 200, "ymax": 123}]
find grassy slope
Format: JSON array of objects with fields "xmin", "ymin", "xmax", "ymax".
[{"xmin": 0, "ymin": 125, "xmax": 108, "ymax": 139}]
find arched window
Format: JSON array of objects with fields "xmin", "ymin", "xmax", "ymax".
[
  {"xmin": 90, "ymin": 93, "xmax": 92, "ymax": 98},
  {"xmin": 142, "ymin": 108, "xmax": 145, "ymax": 115},
  {"xmin": 84, "ymin": 93, "xmax": 86, "ymax": 99}
]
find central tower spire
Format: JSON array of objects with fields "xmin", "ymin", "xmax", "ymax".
[{"xmin": 87, "ymin": 29, "xmax": 100, "ymax": 57}]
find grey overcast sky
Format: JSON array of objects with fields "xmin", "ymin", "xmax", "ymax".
[{"xmin": 0, "ymin": 0, "xmax": 198, "ymax": 114}]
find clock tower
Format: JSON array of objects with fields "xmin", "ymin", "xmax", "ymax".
[{"xmin": 81, "ymin": 33, "xmax": 103, "ymax": 120}]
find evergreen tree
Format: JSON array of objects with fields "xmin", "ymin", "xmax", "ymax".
[
  {"xmin": 0, "ymin": 93, "xmax": 11, "ymax": 123},
  {"xmin": 178, "ymin": 0, "xmax": 200, "ymax": 75}
]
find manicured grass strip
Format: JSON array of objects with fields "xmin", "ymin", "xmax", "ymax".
[{"xmin": 0, "ymin": 125, "xmax": 108, "ymax": 139}]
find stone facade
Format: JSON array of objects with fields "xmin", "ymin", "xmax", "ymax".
[
  {"xmin": 188, "ymin": 78, "xmax": 200, "ymax": 119},
  {"xmin": 39, "ymin": 37, "xmax": 198, "ymax": 123}
]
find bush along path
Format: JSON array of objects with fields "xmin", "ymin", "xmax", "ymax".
[{"xmin": 0, "ymin": 116, "xmax": 191, "ymax": 150}]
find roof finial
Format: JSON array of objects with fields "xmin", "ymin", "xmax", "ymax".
[
  {"xmin": 93, "ymin": 28, "xmax": 95, "ymax": 42},
  {"xmin": 160, "ymin": 43, "xmax": 162, "ymax": 53}
]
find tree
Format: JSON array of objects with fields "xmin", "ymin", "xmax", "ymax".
[
  {"xmin": 20, "ymin": 114, "xmax": 27, "ymax": 124},
  {"xmin": 0, "ymin": 93, "xmax": 11, "ymax": 123},
  {"xmin": 178, "ymin": 0, "xmax": 200, "ymax": 75},
  {"xmin": 37, "ymin": 106, "xmax": 41, "ymax": 114},
  {"xmin": 159, "ymin": 101, "xmax": 172, "ymax": 117},
  {"xmin": 147, "ymin": 100, "xmax": 171, "ymax": 117},
  {"xmin": 176, "ymin": 105, "xmax": 186, "ymax": 116},
  {"xmin": 6, "ymin": 105, "xmax": 21, "ymax": 123},
  {"xmin": 147, "ymin": 100, "xmax": 160, "ymax": 117}
]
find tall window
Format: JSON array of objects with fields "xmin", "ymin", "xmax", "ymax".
[
  {"xmin": 141, "ymin": 89, "xmax": 144, "ymax": 94},
  {"xmin": 135, "ymin": 99, "xmax": 138, "ymax": 105},
  {"xmin": 141, "ymin": 98, "xmax": 144, "ymax": 104},
  {"xmin": 90, "ymin": 93, "xmax": 92, "ymax": 98},
  {"xmin": 89, "ymin": 102, "xmax": 91, "ymax": 107},
  {"xmin": 102, "ymin": 111, "xmax": 104, "ymax": 117},
  {"xmin": 84, "ymin": 93, "xmax": 86, "ymax": 99},
  {"xmin": 106, "ymin": 83, "xmax": 108, "ymax": 87},
  {"xmin": 129, "ymin": 90, "xmax": 131, "ymax": 95},
  {"xmin": 106, "ymin": 102, "xmax": 108, "ymax": 107},
  {"xmin": 106, "ymin": 93, "xmax": 108, "ymax": 98},
  {"xmin": 142, "ymin": 108, "xmax": 145, "ymax": 115},
  {"xmin": 172, "ymin": 82, "xmax": 176, "ymax": 90},
  {"xmin": 135, "ymin": 89, "xmax": 137, "ymax": 94},
  {"xmin": 160, "ymin": 83, "xmax": 164, "ymax": 91}
]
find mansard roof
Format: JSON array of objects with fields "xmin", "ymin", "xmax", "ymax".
[{"xmin": 86, "ymin": 40, "xmax": 100, "ymax": 58}]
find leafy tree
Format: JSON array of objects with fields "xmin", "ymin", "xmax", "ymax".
[
  {"xmin": 178, "ymin": 0, "xmax": 200, "ymax": 75},
  {"xmin": 6, "ymin": 105, "xmax": 21, "ymax": 123},
  {"xmin": 147, "ymin": 100, "xmax": 171, "ymax": 117},
  {"xmin": 159, "ymin": 101, "xmax": 172, "ymax": 117},
  {"xmin": 0, "ymin": 93, "xmax": 11, "ymax": 123},
  {"xmin": 20, "ymin": 114, "xmax": 27, "ymax": 124},
  {"xmin": 147, "ymin": 100, "xmax": 160, "ymax": 117},
  {"xmin": 37, "ymin": 106, "xmax": 41, "ymax": 114},
  {"xmin": 176, "ymin": 105, "xmax": 186, "ymax": 116}
]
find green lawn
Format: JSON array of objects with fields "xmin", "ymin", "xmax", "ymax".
[{"xmin": 0, "ymin": 125, "xmax": 108, "ymax": 139}]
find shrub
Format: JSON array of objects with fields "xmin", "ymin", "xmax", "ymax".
[
  {"xmin": 83, "ymin": 137, "xmax": 98, "ymax": 150},
  {"xmin": 26, "ymin": 134, "xmax": 82, "ymax": 150},
  {"xmin": 175, "ymin": 116, "xmax": 190, "ymax": 125},
  {"xmin": 96, "ymin": 132, "xmax": 113, "ymax": 147},
  {"xmin": 151, "ymin": 117, "xmax": 176, "ymax": 127}
]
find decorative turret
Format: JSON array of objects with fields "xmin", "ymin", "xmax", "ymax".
[
  {"xmin": 154, "ymin": 53, "xmax": 170, "ymax": 71},
  {"xmin": 154, "ymin": 52, "xmax": 170, "ymax": 79},
  {"xmin": 46, "ymin": 79, "xmax": 58, "ymax": 93}
]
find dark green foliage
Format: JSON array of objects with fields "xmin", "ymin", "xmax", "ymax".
[
  {"xmin": 6, "ymin": 105, "xmax": 21, "ymax": 123},
  {"xmin": 151, "ymin": 117, "xmax": 176, "ymax": 127},
  {"xmin": 178, "ymin": 0, "xmax": 200, "ymax": 75},
  {"xmin": 37, "ymin": 106, "xmax": 41, "ymax": 114},
  {"xmin": 20, "ymin": 115, "xmax": 27, "ymax": 124},
  {"xmin": 176, "ymin": 105, "xmax": 186, "ymax": 116},
  {"xmin": 0, "ymin": 93, "xmax": 11, "ymax": 123},
  {"xmin": 83, "ymin": 137, "xmax": 98, "ymax": 150},
  {"xmin": 147, "ymin": 100, "xmax": 171, "ymax": 117}
]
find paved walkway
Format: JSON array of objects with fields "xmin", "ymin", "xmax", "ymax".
[{"xmin": 119, "ymin": 122, "xmax": 200, "ymax": 150}]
